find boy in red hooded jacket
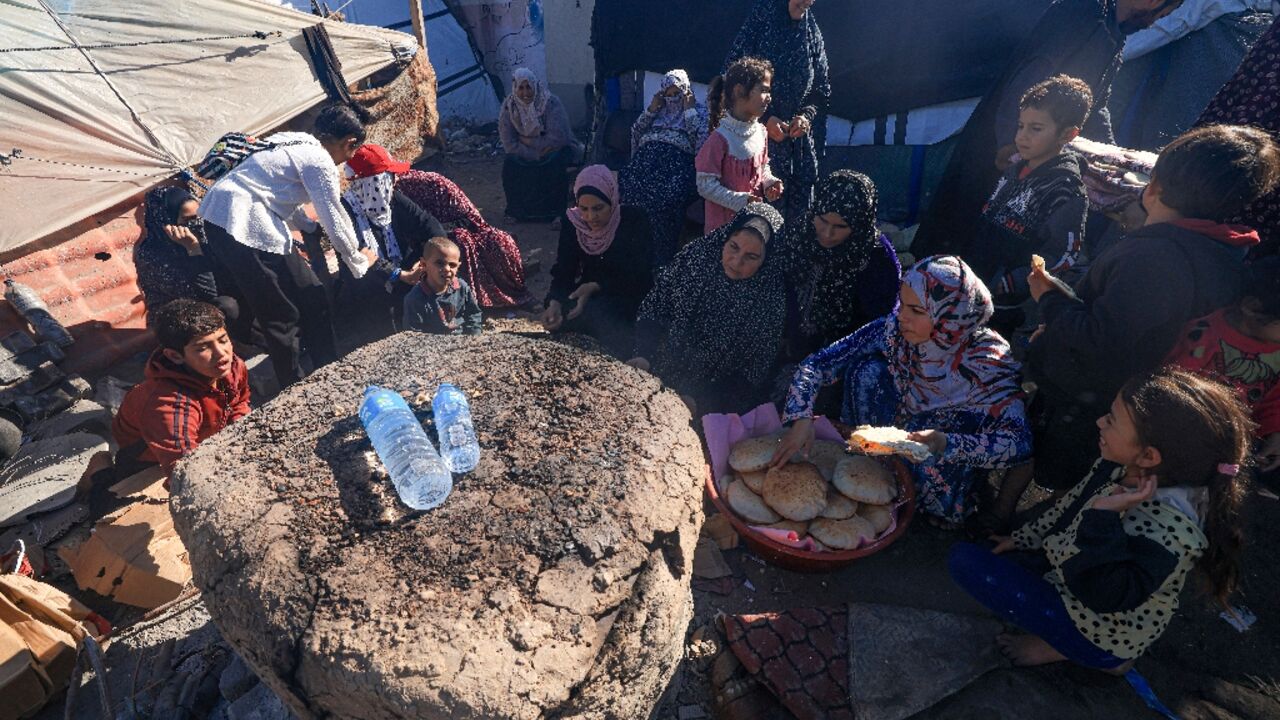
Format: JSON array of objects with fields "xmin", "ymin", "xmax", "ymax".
[{"xmin": 112, "ymin": 299, "xmax": 250, "ymax": 475}]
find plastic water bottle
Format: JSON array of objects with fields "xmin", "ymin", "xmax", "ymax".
[
  {"xmin": 359, "ymin": 386, "xmax": 452, "ymax": 510},
  {"xmin": 432, "ymin": 383, "xmax": 480, "ymax": 473},
  {"xmin": 4, "ymin": 279, "xmax": 73, "ymax": 347}
]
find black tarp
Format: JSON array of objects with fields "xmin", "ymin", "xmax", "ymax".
[{"xmin": 591, "ymin": 0, "xmax": 1054, "ymax": 124}]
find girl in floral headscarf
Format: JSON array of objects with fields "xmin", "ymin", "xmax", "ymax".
[
  {"xmin": 499, "ymin": 67, "xmax": 576, "ymax": 221},
  {"xmin": 775, "ymin": 255, "xmax": 1032, "ymax": 526},
  {"xmin": 619, "ymin": 69, "xmax": 708, "ymax": 267}
]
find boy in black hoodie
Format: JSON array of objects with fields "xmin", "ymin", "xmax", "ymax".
[
  {"xmin": 970, "ymin": 75, "xmax": 1091, "ymax": 338},
  {"xmin": 1028, "ymin": 124, "xmax": 1280, "ymax": 489}
]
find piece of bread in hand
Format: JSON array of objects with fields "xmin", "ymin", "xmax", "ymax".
[{"xmin": 847, "ymin": 425, "xmax": 931, "ymax": 464}]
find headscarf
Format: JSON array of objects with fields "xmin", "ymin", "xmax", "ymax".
[
  {"xmin": 143, "ymin": 185, "xmax": 200, "ymax": 243},
  {"xmin": 501, "ymin": 67, "xmax": 550, "ymax": 138},
  {"xmin": 135, "ymin": 185, "xmax": 207, "ymax": 309},
  {"xmin": 785, "ymin": 170, "xmax": 885, "ymax": 340},
  {"xmin": 639, "ymin": 203, "xmax": 788, "ymax": 390},
  {"xmin": 887, "ymin": 255, "xmax": 1023, "ymax": 416},
  {"xmin": 567, "ymin": 165, "xmax": 623, "ymax": 256},
  {"xmin": 342, "ymin": 167, "xmax": 402, "ymax": 262},
  {"xmin": 652, "ymin": 69, "xmax": 692, "ymax": 131}
]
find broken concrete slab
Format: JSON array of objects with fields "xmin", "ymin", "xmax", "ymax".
[
  {"xmin": 13, "ymin": 376, "xmax": 93, "ymax": 423},
  {"xmin": 26, "ymin": 399, "xmax": 112, "ymax": 443},
  {"xmin": 847, "ymin": 603, "xmax": 1004, "ymax": 720},
  {"xmin": 0, "ymin": 432, "xmax": 109, "ymax": 527},
  {"xmin": 171, "ymin": 332, "xmax": 707, "ymax": 719},
  {"xmin": 228, "ymin": 680, "xmax": 295, "ymax": 720},
  {"xmin": 219, "ymin": 654, "xmax": 259, "ymax": 705},
  {"xmin": 59, "ymin": 474, "xmax": 192, "ymax": 609},
  {"xmin": 0, "ymin": 342, "xmax": 65, "ymax": 386},
  {"xmin": 0, "ymin": 332, "xmax": 37, "ymax": 361}
]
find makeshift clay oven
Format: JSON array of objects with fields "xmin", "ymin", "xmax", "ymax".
[{"xmin": 170, "ymin": 333, "xmax": 706, "ymax": 720}]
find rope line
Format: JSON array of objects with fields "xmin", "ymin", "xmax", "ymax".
[
  {"xmin": 35, "ymin": 0, "xmax": 185, "ymax": 171},
  {"xmin": 0, "ymin": 150, "xmax": 167, "ymax": 178},
  {"xmin": 0, "ymin": 30, "xmax": 281, "ymax": 54}
]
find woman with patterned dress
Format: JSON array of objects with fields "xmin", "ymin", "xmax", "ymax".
[
  {"xmin": 724, "ymin": 0, "xmax": 830, "ymax": 225},
  {"xmin": 1195, "ymin": 15, "xmax": 1280, "ymax": 257},
  {"xmin": 394, "ymin": 170, "xmax": 534, "ymax": 309},
  {"xmin": 629, "ymin": 203, "xmax": 787, "ymax": 415},
  {"xmin": 619, "ymin": 69, "xmax": 707, "ymax": 268},
  {"xmin": 776, "ymin": 255, "xmax": 1032, "ymax": 526},
  {"xmin": 780, "ymin": 170, "xmax": 901, "ymax": 361}
]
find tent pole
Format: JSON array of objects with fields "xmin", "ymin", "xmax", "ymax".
[{"xmin": 408, "ymin": 0, "xmax": 427, "ymax": 50}]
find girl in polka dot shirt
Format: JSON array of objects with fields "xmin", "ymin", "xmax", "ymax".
[{"xmin": 949, "ymin": 366, "xmax": 1252, "ymax": 674}]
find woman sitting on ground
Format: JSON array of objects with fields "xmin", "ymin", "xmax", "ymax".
[
  {"xmin": 949, "ymin": 367, "xmax": 1251, "ymax": 677},
  {"xmin": 619, "ymin": 69, "xmax": 707, "ymax": 267},
  {"xmin": 781, "ymin": 170, "xmax": 901, "ymax": 360},
  {"xmin": 773, "ymin": 255, "xmax": 1032, "ymax": 527},
  {"xmin": 135, "ymin": 185, "xmax": 247, "ymax": 340},
  {"xmin": 499, "ymin": 67, "xmax": 576, "ymax": 222},
  {"xmin": 628, "ymin": 203, "xmax": 787, "ymax": 415},
  {"xmin": 540, "ymin": 165, "xmax": 653, "ymax": 357}
]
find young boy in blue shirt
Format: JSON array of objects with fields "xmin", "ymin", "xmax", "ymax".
[{"xmin": 402, "ymin": 237, "xmax": 483, "ymax": 335}]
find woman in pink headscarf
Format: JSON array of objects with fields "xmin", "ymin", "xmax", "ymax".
[{"xmin": 539, "ymin": 164, "xmax": 655, "ymax": 356}]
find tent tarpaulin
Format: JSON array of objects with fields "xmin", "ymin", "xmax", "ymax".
[{"xmin": 0, "ymin": 0, "xmax": 417, "ymax": 254}]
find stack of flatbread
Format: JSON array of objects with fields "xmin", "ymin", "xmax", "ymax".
[{"xmin": 724, "ymin": 433, "xmax": 899, "ymax": 552}]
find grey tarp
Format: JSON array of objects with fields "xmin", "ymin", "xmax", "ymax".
[{"xmin": 0, "ymin": 0, "xmax": 417, "ymax": 253}]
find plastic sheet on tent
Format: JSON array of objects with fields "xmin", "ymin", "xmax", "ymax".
[{"xmin": 0, "ymin": 0, "xmax": 415, "ymax": 253}]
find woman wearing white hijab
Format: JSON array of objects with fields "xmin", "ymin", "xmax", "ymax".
[
  {"xmin": 619, "ymin": 68, "xmax": 709, "ymax": 268},
  {"xmin": 499, "ymin": 67, "xmax": 575, "ymax": 222}
]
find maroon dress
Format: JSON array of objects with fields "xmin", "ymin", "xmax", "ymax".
[{"xmin": 395, "ymin": 170, "xmax": 534, "ymax": 309}]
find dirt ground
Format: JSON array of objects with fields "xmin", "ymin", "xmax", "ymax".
[{"xmin": 427, "ymin": 147, "xmax": 1280, "ymax": 720}]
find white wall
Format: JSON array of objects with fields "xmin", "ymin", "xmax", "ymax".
[{"xmin": 543, "ymin": 0, "xmax": 595, "ymax": 128}]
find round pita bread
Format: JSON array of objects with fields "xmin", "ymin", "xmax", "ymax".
[
  {"xmin": 807, "ymin": 537, "xmax": 832, "ymax": 553},
  {"xmin": 725, "ymin": 478, "xmax": 781, "ymax": 524},
  {"xmin": 820, "ymin": 490, "xmax": 858, "ymax": 519},
  {"xmin": 740, "ymin": 470, "xmax": 766, "ymax": 494},
  {"xmin": 763, "ymin": 462, "xmax": 827, "ymax": 521},
  {"xmin": 809, "ymin": 515, "xmax": 877, "ymax": 550},
  {"xmin": 859, "ymin": 504, "xmax": 894, "ymax": 535},
  {"xmin": 808, "ymin": 440, "xmax": 847, "ymax": 480},
  {"xmin": 728, "ymin": 434, "xmax": 781, "ymax": 473},
  {"xmin": 833, "ymin": 456, "xmax": 896, "ymax": 505}
]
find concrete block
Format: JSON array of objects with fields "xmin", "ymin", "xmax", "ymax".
[
  {"xmin": 219, "ymin": 654, "xmax": 259, "ymax": 704},
  {"xmin": 228, "ymin": 681, "xmax": 294, "ymax": 720}
]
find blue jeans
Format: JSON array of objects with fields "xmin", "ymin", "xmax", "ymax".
[{"xmin": 947, "ymin": 542, "xmax": 1125, "ymax": 670}]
